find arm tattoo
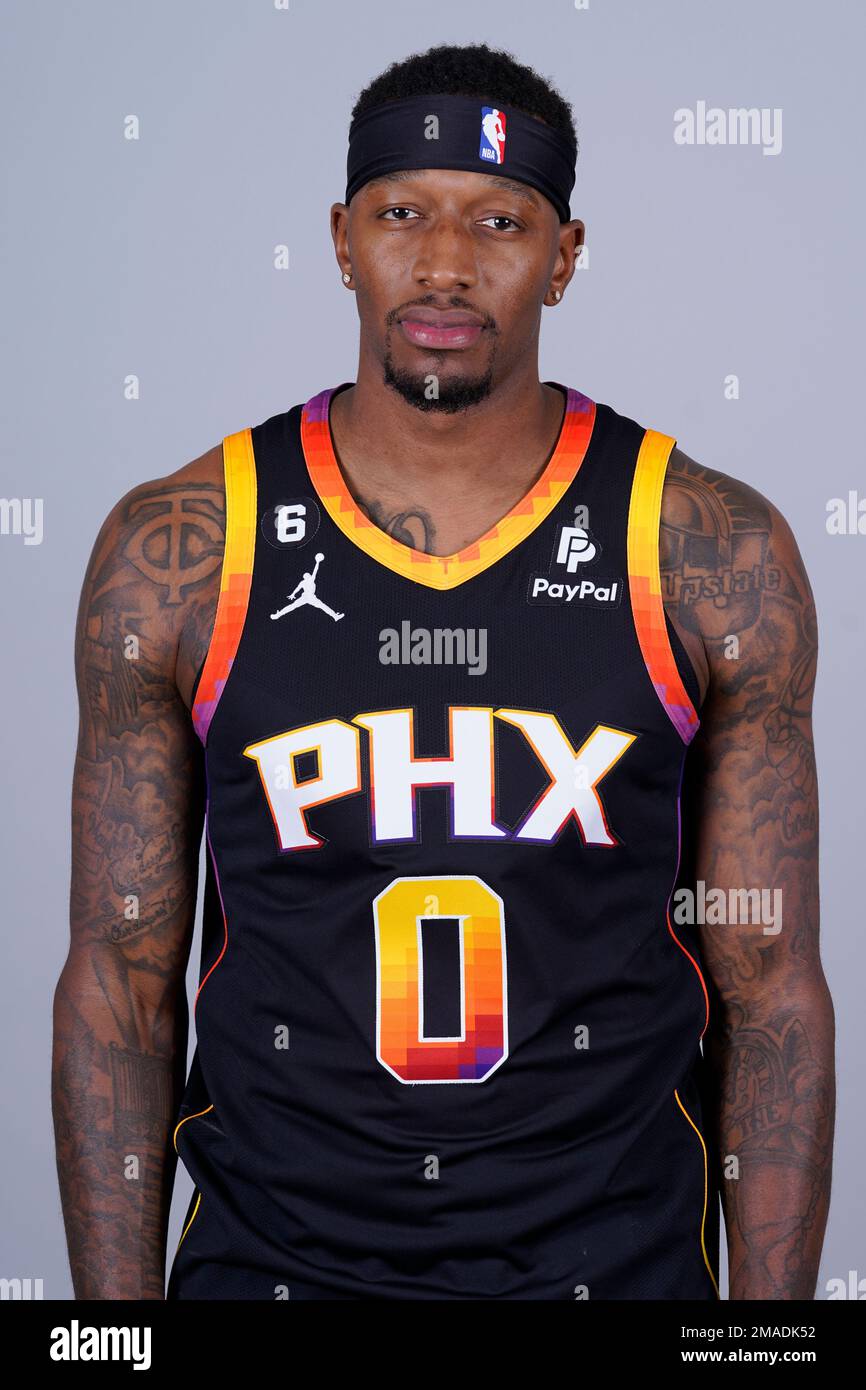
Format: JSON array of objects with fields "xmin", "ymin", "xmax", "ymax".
[
  {"xmin": 709, "ymin": 1003, "xmax": 834, "ymax": 1298},
  {"xmin": 665, "ymin": 450, "xmax": 834, "ymax": 1299},
  {"xmin": 54, "ymin": 475, "xmax": 223, "ymax": 1299}
]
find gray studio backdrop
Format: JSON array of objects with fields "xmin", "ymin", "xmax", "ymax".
[{"xmin": 1, "ymin": 0, "xmax": 862, "ymax": 1300}]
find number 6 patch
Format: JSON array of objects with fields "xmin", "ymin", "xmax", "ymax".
[{"xmin": 260, "ymin": 496, "xmax": 321, "ymax": 550}]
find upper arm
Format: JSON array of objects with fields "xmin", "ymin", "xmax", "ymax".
[
  {"xmin": 66, "ymin": 468, "xmax": 213, "ymax": 1029},
  {"xmin": 665, "ymin": 452, "xmax": 821, "ymax": 1002}
]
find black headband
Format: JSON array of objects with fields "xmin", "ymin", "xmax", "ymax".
[{"xmin": 345, "ymin": 94, "xmax": 576, "ymax": 224}]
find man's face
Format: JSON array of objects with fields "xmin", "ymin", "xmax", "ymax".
[{"xmin": 333, "ymin": 167, "xmax": 581, "ymax": 413}]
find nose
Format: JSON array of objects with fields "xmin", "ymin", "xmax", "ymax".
[{"xmin": 412, "ymin": 215, "xmax": 478, "ymax": 293}]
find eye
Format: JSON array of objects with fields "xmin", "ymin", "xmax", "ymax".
[
  {"xmin": 479, "ymin": 215, "xmax": 521, "ymax": 231},
  {"xmin": 380, "ymin": 207, "xmax": 421, "ymax": 221}
]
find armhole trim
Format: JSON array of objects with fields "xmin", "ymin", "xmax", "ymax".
[
  {"xmin": 188, "ymin": 651, "xmax": 207, "ymax": 712},
  {"xmin": 673, "ymin": 1089, "xmax": 722, "ymax": 1299},
  {"xmin": 191, "ymin": 429, "xmax": 257, "ymax": 746},
  {"xmin": 627, "ymin": 429, "xmax": 700, "ymax": 745},
  {"xmin": 174, "ymin": 1189, "xmax": 202, "ymax": 1254}
]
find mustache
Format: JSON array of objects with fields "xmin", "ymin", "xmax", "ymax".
[{"xmin": 386, "ymin": 300, "xmax": 497, "ymax": 330}]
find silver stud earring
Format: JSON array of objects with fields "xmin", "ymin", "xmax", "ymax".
[
  {"xmin": 554, "ymin": 289, "xmax": 561, "ymax": 301},
  {"xmin": 343, "ymin": 272, "xmax": 351, "ymax": 284}
]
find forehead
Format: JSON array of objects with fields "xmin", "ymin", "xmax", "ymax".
[{"xmin": 359, "ymin": 167, "xmax": 541, "ymax": 210}]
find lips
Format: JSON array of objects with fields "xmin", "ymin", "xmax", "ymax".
[{"xmin": 396, "ymin": 306, "xmax": 486, "ymax": 350}]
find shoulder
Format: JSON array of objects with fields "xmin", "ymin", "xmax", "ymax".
[
  {"xmin": 660, "ymin": 445, "xmax": 817, "ymax": 697},
  {"xmin": 97, "ymin": 444, "xmax": 224, "ymax": 545},
  {"xmin": 661, "ymin": 445, "xmax": 797, "ymax": 561},
  {"xmin": 85, "ymin": 444, "xmax": 224, "ymax": 596},
  {"xmin": 76, "ymin": 444, "xmax": 225, "ymax": 694},
  {"xmin": 82, "ymin": 440, "xmax": 223, "ymax": 567}
]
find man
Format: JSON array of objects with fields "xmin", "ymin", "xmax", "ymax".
[{"xmin": 53, "ymin": 42, "xmax": 834, "ymax": 1301}]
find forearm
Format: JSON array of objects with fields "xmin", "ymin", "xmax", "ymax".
[
  {"xmin": 707, "ymin": 979, "xmax": 835, "ymax": 1300},
  {"xmin": 52, "ymin": 957, "xmax": 187, "ymax": 1299}
]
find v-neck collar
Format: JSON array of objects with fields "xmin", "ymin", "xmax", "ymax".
[{"xmin": 299, "ymin": 381, "xmax": 597, "ymax": 591}]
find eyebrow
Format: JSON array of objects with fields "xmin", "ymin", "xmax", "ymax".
[{"xmin": 363, "ymin": 168, "xmax": 541, "ymax": 209}]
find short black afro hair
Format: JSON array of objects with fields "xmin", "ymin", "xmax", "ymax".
[{"xmin": 350, "ymin": 41, "xmax": 578, "ymax": 155}]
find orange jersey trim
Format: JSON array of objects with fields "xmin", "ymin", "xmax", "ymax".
[
  {"xmin": 191, "ymin": 429, "xmax": 257, "ymax": 745},
  {"xmin": 300, "ymin": 383, "xmax": 597, "ymax": 591},
  {"xmin": 627, "ymin": 430, "xmax": 700, "ymax": 743}
]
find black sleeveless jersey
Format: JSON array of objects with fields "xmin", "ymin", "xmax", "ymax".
[{"xmin": 166, "ymin": 381, "xmax": 721, "ymax": 1301}]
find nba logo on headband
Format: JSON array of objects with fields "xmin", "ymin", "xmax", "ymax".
[
  {"xmin": 345, "ymin": 95, "xmax": 575, "ymax": 222},
  {"xmin": 479, "ymin": 107, "xmax": 507, "ymax": 165}
]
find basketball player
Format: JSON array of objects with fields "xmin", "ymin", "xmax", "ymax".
[{"xmin": 53, "ymin": 43, "xmax": 834, "ymax": 1301}]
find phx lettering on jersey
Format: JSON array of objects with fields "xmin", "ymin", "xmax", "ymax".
[{"xmin": 244, "ymin": 706, "xmax": 637, "ymax": 850}]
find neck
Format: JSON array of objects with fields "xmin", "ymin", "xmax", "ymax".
[
  {"xmin": 329, "ymin": 359, "xmax": 564, "ymax": 498},
  {"xmin": 326, "ymin": 359, "xmax": 567, "ymax": 557}
]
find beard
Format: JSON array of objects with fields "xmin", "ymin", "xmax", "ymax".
[{"xmin": 382, "ymin": 341, "xmax": 497, "ymax": 414}]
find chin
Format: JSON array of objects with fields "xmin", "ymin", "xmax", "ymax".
[{"xmin": 382, "ymin": 354, "xmax": 495, "ymax": 414}]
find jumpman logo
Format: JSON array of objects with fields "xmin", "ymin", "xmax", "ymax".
[{"xmin": 270, "ymin": 552, "xmax": 344, "ymax": 622}]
